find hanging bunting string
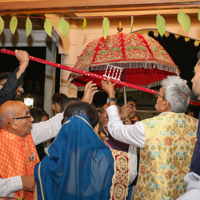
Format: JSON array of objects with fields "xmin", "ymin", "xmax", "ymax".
[
  {"xmin": 0, "ymin": 12, "xmax": 199, "ymax": 45},
  {"xmin": 1, "ymin": 48, "xmax": 200, "ymax": 107}
]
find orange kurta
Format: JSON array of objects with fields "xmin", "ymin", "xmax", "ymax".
[{"xmin": 0, "ymin": 129, "xmax": 40, "ymax": 200}]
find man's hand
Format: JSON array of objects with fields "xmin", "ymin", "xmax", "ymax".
[
  {"xmin": 101, "ymin": 78, "xmax": 116, "ymax": 98},
  {"xmin": 120, "ymin": 105, "xmax": 130, "ymax": 119},
  {"xmin": 82, "ymin": 81, "xmax": 98, "ymax": 104},
  {"xmin": 21, "ymin": 175, "xmax": 35, "ymax": 192},
  {"xmin": 15, "ymin": 49, "xmax": 29, "ymax": 63}
]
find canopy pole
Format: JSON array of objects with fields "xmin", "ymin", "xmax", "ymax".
[
  {"xmin": 122, "ymin": 70, "xmax": 127, "ymax": 105},
  {"xmin": 1, "ymin": 48, "xmax": 200, "ymax": 107}
]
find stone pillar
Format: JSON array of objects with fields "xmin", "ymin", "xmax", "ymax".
[
  {"xmin": 46, "ymin": 14, "xmax": 78, "ymax": 98},
  {"xmin": 59, "ymin": 19, "xmax": 78, "ymax": 98},
  {"xmin": 60, "ymin": 54, "xmax": 78, "ymax": 98},
  {"xmin": 44, "ymin": 41, "xmax": 57, "ymax": 117}
]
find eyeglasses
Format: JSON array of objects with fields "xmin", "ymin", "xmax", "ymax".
[
  {"xmin": 12, "ymin": 115, "xmax": 31, "ymax": 120},
  {"xmin": 12, "ymin": 111, "xmax": 31, "ymax": 120},
  {"xmin": 155, "ymin": 92, "xmax": 171, "ymax": 107},
  {"xmin": 155, "ymin": 92, "xmax": 166, "ymax": 100},
  {"xmin": 8, "ymin": 114, "xmax": 31, "ymax": 125}
]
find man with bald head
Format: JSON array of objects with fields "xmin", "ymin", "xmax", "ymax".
[
  {"xmin": 0, "ymin": 101, "xmax": 39, "ymax": 200},
  {"xmin": 0, "ymin": 81, "xmax": 98, "ymax": 199}
]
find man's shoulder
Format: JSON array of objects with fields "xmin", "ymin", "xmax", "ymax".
[{"xmin": 142, "ymin": 112, "xmax": 194, "ymax": 124}]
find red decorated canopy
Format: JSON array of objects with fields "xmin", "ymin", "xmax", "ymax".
[{"xmin": 71, "ymin": 32, "xmax": 180, "ymax": 91}]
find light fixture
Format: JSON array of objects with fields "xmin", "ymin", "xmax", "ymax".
[{"xmin": 24, "ymin": 96, "xmax": 34, "ymax": 107}]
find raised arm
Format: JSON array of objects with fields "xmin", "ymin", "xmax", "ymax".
[
  {"xmin": 0, "ymin": 50, "xmax": 29, "ymax": 105},
  {"xmin": 101, "ymin": 79, "xmax": 145, "ymax": 148},
  {"xmin": 81, "ymin": 81, "xmax": 98, "ymax": 104},
  {"xmin": 32, "ymin": 81, "xmax": 98, "ymax": 145},
  {"xmin": 31, "ymin": 112, "xmax": 63, "ymax": 145},
  {"xmin": 15, "ymin": 49, "xmax": 29, "ymax": 79}
]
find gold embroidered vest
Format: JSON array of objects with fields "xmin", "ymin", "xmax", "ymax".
[
  {"xmin": 110, "ymin": 149, "xmax": 130, "ymax": 200},
  {"xmin": 0, "ymin": 129, "xmax": 40, "ymax": 200},
  {"xmin": 134, "ymin": 112, "xmax": 198, "ymax": 200}
]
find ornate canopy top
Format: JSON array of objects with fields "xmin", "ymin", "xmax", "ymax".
[
  {"xmin": 71, "ymin": 32, "xmax": 180, "ymax": 91},
  {"xmin": 74, "ymin": 32, "xmax": 179, "ymax": 75}
]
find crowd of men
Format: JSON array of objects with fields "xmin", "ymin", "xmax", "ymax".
[{"xmin": 0, "ymin": 49, "xmax": 200, "ymax": 199}]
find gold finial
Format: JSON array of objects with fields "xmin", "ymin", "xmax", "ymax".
[
  {"xmin": 184, "ymin": 37, "xmax": 190, "ymax": 42},
  {"xmin": 194, "ymin": 40, "xmax": 200, "ymax": 47},
  {"xmin": 117, "ymin": 21, "xmax": 123, "ymax": 33}
]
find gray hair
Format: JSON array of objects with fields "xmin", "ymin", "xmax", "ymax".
[
  {"xmin": 0, "ymin": 109, "xmax": 16, "ymax": 128},
  {"xmin": 161, "ymin": 76, "xmax": 191, "ymax": 113}
]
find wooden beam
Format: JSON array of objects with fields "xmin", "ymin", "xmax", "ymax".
[
  {"xmin": 0, "ymin": 0, "xmax": 200, "ymax": 9},
  {"xmin": 76, "ymin": 8, "xmax": 200, "ymax": 17},
  {"xmin": 0, "ymin": 0, "xmax": 200, "ymax": 15},
  {"xmin": 1, "ymin": 4, "xmax": 200, "ymax": 16}
]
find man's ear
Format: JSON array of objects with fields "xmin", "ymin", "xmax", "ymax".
[
  {"xmin": 9, "ymin": 119, "xmax": 18, "ymax": 130},
  {"xmin": 161, "ymin": 100, "xmax": 170, "ymax": 111},
  {"xmin": 51, "ymin": 104, "xmax": 55, "ymax": 111}
]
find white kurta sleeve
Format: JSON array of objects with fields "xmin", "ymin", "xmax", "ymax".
[{"xmin": 107, "ymin": 105, "xmax": 145, "ymax": 148}]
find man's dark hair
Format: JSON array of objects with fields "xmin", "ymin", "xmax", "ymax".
[
  {"xmin": 51, "ymin": 93, "xmax": 68, "ymax": 104},
  {"xmin": 0, "ymin": 72, "xmax": 11, "ymax": 82},
  {"xmin": 62, "ymin": 101, "xmax": 99, "ymax": 128},
  {"xmin": 117, "ymin": 96, "xmax": 135, "ymax": 107},
  {"xmin": 60, "ymin": 98, "xmax": 80, "ymax": 112}
]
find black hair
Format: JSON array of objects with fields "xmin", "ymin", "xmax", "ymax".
[
  {"xmin": 62, "ymin": 101, "xmax": 99, "ymax": 128},
  {"xmin": 30, "ymin": 107, "xmax": 49, "ymax": 123},
  {"xmin": 0, "ymin": 72, "xmax": 11, "ymax": 82},
  {"xmin": 185, "ymin": 105, "xmax": 199, "ymax": 119},
  {"xmin": 197, "ymin": 51, "xmax": 200, "ymax": 60},
  {"xmin": 117, "ymin": 96, "xmax": 135, "ymax": 107},
  {"xmin": 51, "ymin": 93, "xmax": 68, "ymax": 104},
  {"xmin": 60, "ymin": 98, "xmax": 80, "ymax": 112}
]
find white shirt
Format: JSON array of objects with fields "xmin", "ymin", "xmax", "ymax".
[
  {"xmin": 107, "ymin": 105, "xmax": 145, "ymax": 148},
  {"xmin": 128, "ymin": 144, "xmax": 138, "ymax": 184},
  {"xmin": 0, "ymin": 112, "xmax": 63, "ymax": 197},
  {"xmin": 107, "ymin": 105, "xmax": 146, "ymax": 184}
]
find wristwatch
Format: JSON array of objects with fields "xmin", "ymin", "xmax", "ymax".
[{"xmin": 107, "ymin": 97, "xmax": 117, "ymax": 105}]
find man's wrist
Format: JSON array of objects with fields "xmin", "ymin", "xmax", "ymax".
[
  {"xmin": 107, "ymin": 97, "xmax": 117, "ymax": 105},
  {"xmin": 19, "ymin": 60, "xmax": 29, "ymax": 67},
  {"xmin": 108, "ymin": 92, "xmax": 116, "ymax": 98}
]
